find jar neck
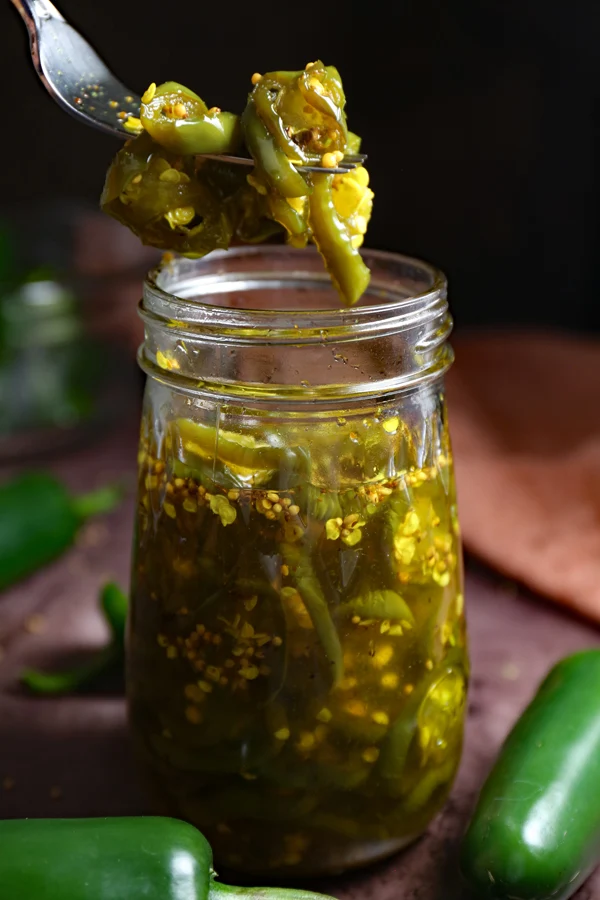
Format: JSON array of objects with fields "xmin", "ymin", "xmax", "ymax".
[{"xmin": 138, "ymin": 246, "xmax": 453, "ymax": 407}]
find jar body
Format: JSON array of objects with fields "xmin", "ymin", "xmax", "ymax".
[{"xmin": 128, "ymin": 248, "xmax": 468, "ymax": 877}]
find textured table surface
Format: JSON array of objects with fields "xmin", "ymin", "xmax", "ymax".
[{"xmin": 0, "ymin": 425, "xmax": 599, "ymax": 899}]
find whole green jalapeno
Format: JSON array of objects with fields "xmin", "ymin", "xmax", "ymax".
[{"xmin": 461, "ymin": 649, "xmax": 600, "ymax": 900}]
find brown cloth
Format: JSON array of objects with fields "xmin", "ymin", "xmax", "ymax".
[{"xmin": 447, "ymin": 331, "xmax": 600, "ymax": 623}]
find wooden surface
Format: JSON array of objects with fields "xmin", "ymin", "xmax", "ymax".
[{"xmin": 0, "ymin": 424, "xmax": 599, "ymax": 899}]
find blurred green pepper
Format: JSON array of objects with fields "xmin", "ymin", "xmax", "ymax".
[
  {"xmin": 21, "ymin": 583, "xmax": 127, "ymax": 695},
  {"xmin": 0, "ymin": 473, "xmax": 120, "ymax": 591}
]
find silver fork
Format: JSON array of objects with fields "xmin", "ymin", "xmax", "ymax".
[{"xmin": 11, "ymin": 0, "xmax": 366, "ymax": 175}]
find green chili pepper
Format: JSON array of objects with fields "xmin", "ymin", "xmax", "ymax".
[
  {"xmin": 174, "ymin": 418, "xmax": 284, "ymax": 488},
  {"xmin": 402, "ymin": 757, "xmax": 457, "ymax": 814},
  {"xmin": 460, "ymin": 649, "xmax": 600, "ymax": 900},
  {"xmin": 21, "ymin": 583, "xmax": 128, "ymax": 695},
  {"xmin": 141, "ymin": 82, "xmax": 241, "ymax": 156},
  {"xmin": 263, "ymin": 63, "xmax": 347, "ymax": 156},
  {"xmin": 297, "ymin": 66, "xmax": 348, "ymax": 141},
  {"xmin": 252, "ymin": 81, "xmax": 309, "ymax": 162},
  {"xmin": 308, "ymin": 173, "xmax": 371, "ymax": 307},
  {"xmin": 101, "ymin": 65, "xmax": 375, "ymax": 306},
  {"xmin": 100, "ymin": 581, "xmax": 128, "ymax": 646},
  {"xmin": 346, "ymin": 131, "xmax": 362, "ymax": 154},
  {"xmin": 0, "ymin": 473, "xmax": 120, "ymax": 591},
  {"xmin": 241, "ymin": 99, "xmax": 310, "ymax": 199},
  {"xmin": 379, "ymin": 654, "xmax": 467, "ymax": 788},
  {"xmin": 20, "ymin": 645, "xmax": 117, "ymax": 695},
  {"xmin": 102, "ymin": 133, "xmax": 277, "ymax": 256},
  {"xmin": 101, "ymin": 133, "xmax": 239, "ymax": 257},
  {"xmin": 280, "ymin": 542, "xmax": 344, "ymax": 685},
  {"xmin": 295, "ymin": 484, "xmax": 344, "ymax": 522},
  {"xmin": 265, "ymin": 192, "xmax": 309, "ymax": 247},
  {"xmin": 343, "ymin": 589, "xmax": 415, "ymax": 624},
  {"xmin": 0, "ymin": 817, "xmax": 336, "ymax": 900}
]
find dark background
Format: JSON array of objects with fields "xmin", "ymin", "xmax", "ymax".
[{"xmin": 2, "ymin": 0, "xmax": 599, "ymax": 331}]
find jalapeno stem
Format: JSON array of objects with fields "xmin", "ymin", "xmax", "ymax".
[{"xmin": 20, "ymin": 583, "xmax": 127, "ymax": 696}]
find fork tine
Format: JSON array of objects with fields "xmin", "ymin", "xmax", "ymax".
[
  {"xmin": 198, "ymin": 153, "xmax": 366, "ymax": 174},
  {"xmin": 298, "ymin": 156, "xmax": 367, "ymax": 173},
  {"xmin": 200, "ymin": 154, "xmax": 254, "ymax": 166},
  {"xmin": 298, "ymin": 164, "xmax": 360, "ymax": 174}
]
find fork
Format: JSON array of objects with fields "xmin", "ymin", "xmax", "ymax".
[{"xmin": 11, "ymin": 0, "xmax": 366, "ymax": 175}]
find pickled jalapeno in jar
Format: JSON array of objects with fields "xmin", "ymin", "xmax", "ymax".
[{"xmin": 128, "ymin": 247, "xmax": 468, "ymax": 877}]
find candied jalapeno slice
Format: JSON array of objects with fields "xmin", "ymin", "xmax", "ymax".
[
  {"xmin": 242, "ymin": 99, "xmax": 311, "ymax": 199},
  {"xmin": 101, "ymin": 133, "xmax": 235, "ymax": 256},
  {"xmin": 102, "ymin": 65, "xmax": 374, "ymax": 306},
  {"xmin": 141, "ymin": 81, "xmax": 241, "ymax": 156},
  {"xmin": 308, "ymin": 172, "xmax": 371, "ymax": 306}
]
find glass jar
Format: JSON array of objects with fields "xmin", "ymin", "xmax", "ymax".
[{"xmin": 128, "ymin": 245, "xmax": 468, "ymax": 878}]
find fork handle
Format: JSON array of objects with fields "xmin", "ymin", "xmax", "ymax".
[
  {"xmin": 9, "ymin": 0, "xmax": 65, "ymax": 85},
  {"xmin": 10, "ymin": 0, "xmax": 65, "ymax": 25}
]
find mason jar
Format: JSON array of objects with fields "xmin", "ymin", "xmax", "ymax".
[{"xmin": 128, "ymin": 245, "xmax": 468, "ymax": 877}]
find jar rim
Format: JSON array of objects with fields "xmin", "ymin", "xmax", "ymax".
[
  {"xmin": 139, "ymin": 246, "xmax": 453, "ymax": 405},
  {"xmin": 142, "ymin": 246, "xmax": 448, "ymax": 345}
]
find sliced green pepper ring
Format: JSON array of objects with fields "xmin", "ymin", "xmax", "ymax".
[
  {"xmin": 242, "ymin": 99, "xmax": 311, "ymax": 199},
  {"xmin": 141, "ymin": 81, "xmax": 241, "ymax": 156},
  {"xmin": 379, "ymin": 658, "xmax": 467, "ymax": 788},
  {"xmin": 101, "ymin": 66, "xmax": 375, "ymax": 307},
  {"xmin": 253, "ymin": 81, "xmax": 308, "ymax": 162},
  {"xmin": 309, "ymin": 172, "xmax": 371, "ymax": 306},
  {"xmin": 299, "ymin": 67, "xmax": 347, "ymax": 130},
  {"xmin": 343, "ymin": 589, "xmax": 415, "ymax": 625},
  {"xmin": 267, "ymin": 193, "xmax": 309, "ymax": 246},
  {"xmin": 416, "ymin": 667, "xmax": 467, "ymax": 758},
  {"xmin": 173, "ymin": 418, "xmax": 282, "ymax": 486}
]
